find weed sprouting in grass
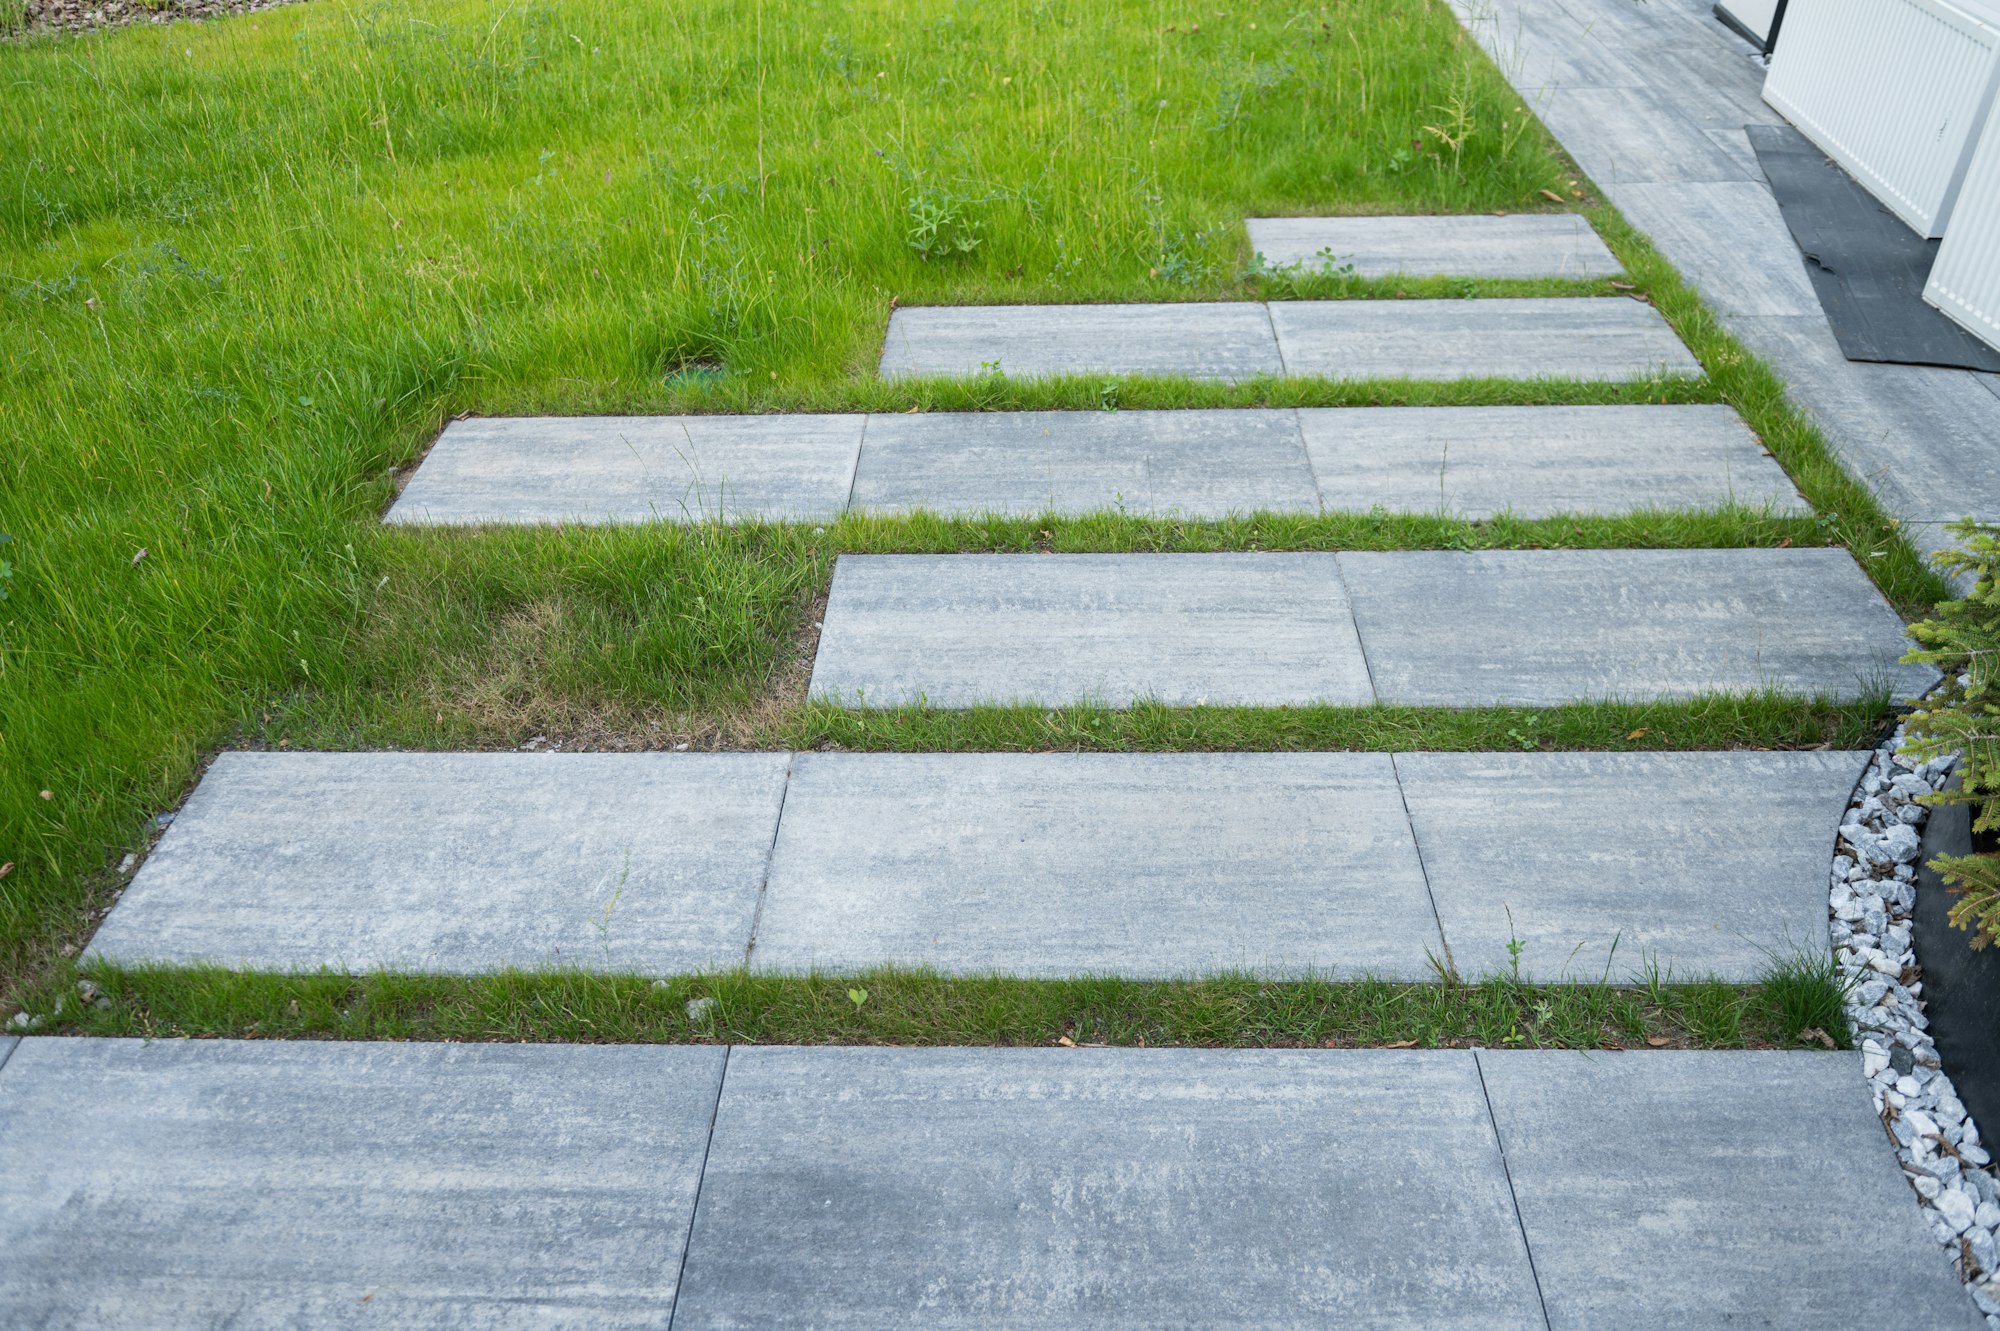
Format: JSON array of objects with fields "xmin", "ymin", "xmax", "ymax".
[{"xmin": 1760, "ymin": 948, "xmax": 1855, "ymax": 1047}]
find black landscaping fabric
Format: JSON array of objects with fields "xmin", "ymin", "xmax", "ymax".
[
  {"xmin": 1914, "ymin": 786, "xmax": 2000, "ymax": 1137},
  {"xmin": 1748, "ymin": 124, "xmax": 2000, "ymax": 373}
]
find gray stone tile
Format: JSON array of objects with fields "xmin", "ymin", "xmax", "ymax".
[
  {"xmin": 807, "ymin": 553, "xmax": 1372, "ymax": 708},
  {"xmin": 1245, "ymin": 214, "xmax": 1622, "ymax": 279},
  {"xmin": 1269, "ymin": 297, "xmax": 1701, "ymax": 381},
  {"xmin": 0, "ymin": 1037, "xmax": 14, "ymax": 1073},
  {"xmin": 674, "ymin": 1047, "xmax": 1543, "ymax": 1330},
  {"xmin": 386, "ymin": 414, "xmax": 864, "ymax": 525},
  {"xmin": 1397, "ymin": 750, "xmax": 1868, "ymax": 981},
  {"xmin": 1640, "ymin": 42, "xmax": 1788, "ymax": 128},
  {"xmin": 1610, "ymin": 182, "xmax": 1819, "ymax": 317},
  {"xmin": 0, "ymin": 1037, "xmax": 725, "ymax": 1329},
  {"xmin": 878, "ymin": 303, "xmax": 1283, "ymax": 381},
  {"xmin": 1534, "ymin": 86, "xmax": 1759, "ymax": 184},
  {"xmin": 848, "ymin": 409, "xmax": 1319, "ymax": 518},
  {"xmin": 1300, "ymin": 404, "xmax": 1806, "ymax": 517},
  {"xmin": 752, "ymin": 752, "xmax": 1441, "ymax": 979},
  {"xmin": 84, "ymin": 751, "xmax": 789, "ymax": 974},
  {"xmin": 1731, "ymin": 315, "xmax": 2000, "ymax": 522},
  {"xmin": 1338, "ymin": 548, "xmax": 1931, "ymax": 705},
  {"xmin": 1453, "ymin": 0, "xmax": 1649, "ymax": 92},
  {"xmin": 1478, "ymin": 1050, "xmax": 1985, "ymax": 1331}
]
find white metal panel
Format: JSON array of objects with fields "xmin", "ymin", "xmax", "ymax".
[
  {"xmin": 1763, "ymin": 0, "xmax": 2000, "ymax": 236},
  {"xmin": 1926, "ymin": 94, "xmax": 2000, "ymax": 350}
]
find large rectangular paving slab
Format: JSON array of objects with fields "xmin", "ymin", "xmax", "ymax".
[
  {"xmin": 84, "ymin": 751, "xmax": 789, "ymax": 974},
  {"xmin": 807, "ymin": 552, "xmax": 1371, "ymax": 708},
  {"xmin": 1477, "ymin": 1050, "xmax": 1985, "ymax": 1331},
  {"xmin": 1246, "ymin": 213, "xmax": 1622, "ymax": 279},
  {"xmin": 1532, "ymin": 85, "xmax": 1758, "ymax": 184},
  {"xmin": 1339, "ymin": 547, "xmax": 1931, "ymax": 705},
  {"xmin": 752, "ymin": 752, "xmax": 1441, "ymax": 978},
  {"xmin": 848, "ymin": 408, "xmax": 1320, "ymax": 518},
  {"xmin": 386, "ymin": 414, "xmax": 864, "ymax": 525},
  {"xmin": 1300, "ymin": 404, "xmax": 1806, "ymax": 517},
  {"xmin": 0, "ymin": 1038, "xmax": 725, "ymax": 1329},
  {"xmin": 1269, "ymin": 297, "xmax": 1701, "ymax": 381},
  {"xmin": 1611, "ymin": 182, "xmax": 1819, "ymax": 319},
  {"xmin": 879, "ymin": 303, "xmax": 1284, "ymax": 381},
  {"xmin": 673, "ymin": 1047, "xmax": 1543, "ymax": 1330},
  {"xmin": 1396, "ymin": 750, "xmax": 1868, "ymax": 981}
]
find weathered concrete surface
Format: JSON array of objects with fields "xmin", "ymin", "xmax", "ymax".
[
  {"xmin": 848, "ymin": 408, "xmax": 1319, "ymax": 518},
  {"xmin": 1246, "ymin": 213, "xmax": 1622, "ymax": 279},
  {"xmin": 672, "ymin": 1047, "xmax": 1544, "ymax": 1330},
  {"xmin": 1268, "ymin": 297, "xmax": 1702, "ymax": 381},
  {"xmin": 386, "ymin": 414, "xmax": 864, "ymax": 525},
  {"xmin": 1300, "ymin": 404, "xmax": 1805, "ymax": 518},
  {"xmin": 1477, "ymin": 1050, "xmax": 1986, "ymax": 1331},
  {"xmin": 1396, "ymin": 750, "xmax": 1869, "ymax": 981},
  {"xmin": 1339, "ymin": 548, "xmax": 1931, "ymax": 705},
  {"xmin": 1612, "ymin": 183, "xmax": 1819, "ymax": 319},
  {"xmin": 1534, "ymin": 86, "xmax": 1759, "ymax": 185},
  {"xmin": 84, "ymin": 752, "xmax": 790, "ymax": 974},
  {"xmin": 807, "ymin": 553, "xmax": 1372, "ymax": 708},
  {"xmin": 0, "ymin": 1038, "xmax": 725, "ymax": 1329},
  {"xmin": 752, "ymin": 752, "xmax": 1442, "ymax": 978},
  {"xmin": 878, "ymin": 303, "xmax": 1285, "ymax": 381}
]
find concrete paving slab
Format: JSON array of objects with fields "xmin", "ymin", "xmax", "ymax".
[
  {"xmin": 84, "ymin": 751, "xmax": 789, "ymax": 974},
  {"xmin": 1339, "ymin": 548, "xmax": 1931, "ymax": 705},
  {"xmin": 1612, "ymin": 182, "xmax": 1820, "ymax": 318},
  {"xmin": 1534, "ymin": 86, "xmax": 1758, "ymax": 184},
  {"xmin": 1478, "ymin": 1050, "xmax": 1985, "ymax": 1331},
  {"xmin": 1245, "ymin": 214, "xmax": 1622, "ymax": 279},
  {"xmin": 879, "ymin": 303, "xmax": 1284, "ymax": 381},
  {"xmin": 1269, "ymin": 297, "xmax": 1701, "ymax": 381},
  {"xmin": 752, "ymin": 752, "xmax": 1441, "ymax": 979},
  {"xmin": 0, "ymin": 1038, "xmax": 725, "ymax": 1329},
  {"xmin": 386, "ymin": 414, "xmax": 864, "ymax": 525},
  {"xmin": 1451, "ymin": 0, "xmax": 1648, "ymax": 92},
  {"xmin": 848, "ymin": 409, "xmax": 1319, "ymax": 518},
  {"xmin": 0, "ymin": 1037, "xmax": 14, "ymax": 1073},
  {"xmin": 673, "ymin": 1047, "xmax": 1543, "ymax": 1330},
  {"xmin": 807, "ymin": 552, "xmax": 1372, "ymax": 708},
  {"xmin": 1732, "ymin": 315, "xmax": 2000, "ymax": 522},
  {"xmin": 1300, "ymin": 404, "xmax": 1806, "ymax": 517},
  {"xmin": 1396, "ymin": 750, "xmax": 1868, "ymax": 981}
]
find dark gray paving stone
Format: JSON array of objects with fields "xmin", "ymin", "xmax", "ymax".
[
  {"xmin": 807, "ymin": 553, "xmax": 1371, "ymax": 708},
  {"xmin": 673, "ymin": 1047, "xmax": 1543, "ymax": 1331},
  {"xmin": 752, "ymin": 752, "xmax": 1441, "ymax": 979},
  {"xmin": 84, "ymin": 752, "xmax": 789, "ymax": 974},
  {"xmin": 1478, "ymin": 1050, "xmax": 1985, "ymax": 1331},
  {"xmin": 1732, "ymin": 315, "xmax": 2000, "ymax": 522},
  {"xmin": 1269, "ymin": 297, "xmax": 1701, "ymax": 381},
  {"xmin": 0, "ymin": 1038, "xmax": 725, "ymax": 1329},
  {"xmin": 1612, "ymin": 182, "xmax": 1820, "ymax": 318},
  {"xmin": 1534, "ymin": 86, "xmax": 1758, "ymax": 184},
  {"xmin": 386, "ymin": 414, "xmax": 864, "ymax": 525},
  {"xmin": 1300, "ymin": 404, "xmax": 1805, "ymax": 517},
  {"xmin": 1397, "ymin": 750, "xmax": 1868, "ymax": 981},
  {"xmin": 1341, "ymin": 547, "xmax": 1930, "ymax": 705},
  {"xmin": 848, "ymin": 409, "xmax": 1319, "ymax": 518},
  {"xmin": 1245, "ymin": 214, "xmax": 1622, "ymax": 279},
  {"xmin": 1451, "ymin": 0, "xmax": 1648, "ymax": 91},
  {"xmin": 879, "ymin": 303, "xmax": 1283, "ymax": 381}
]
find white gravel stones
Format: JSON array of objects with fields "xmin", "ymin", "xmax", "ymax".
[{"xmin": 1832, "ymin": 722, "xmax": 2000, "ymax": 1325}]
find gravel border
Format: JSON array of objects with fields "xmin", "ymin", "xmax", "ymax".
[
  {"xmin": 1835, "ymin": 725, "xmax": 2000, "ymax": 1323},
  {"xmin": 5, "ymin": 0, "xmax": 307, "ymax": 39}
]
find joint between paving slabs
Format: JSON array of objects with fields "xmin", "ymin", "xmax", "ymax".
[
  {"xmin": 1329, "ymin": 552, "xmax": 1383, "ymax": 705},
  {"xmin": 741, "ymin": 754, "xmax": 798, "ymax": 967},
  {"xmin": 1388, "ymin": 750, "xmax": 1458, "ymax": 982},
  {"xmin": 666, "ymin": 1044, "xmax": 731, "ymax": 1330},
  {"xmin": 1472, "ymin": 1047, "xmax": 1556, "ymax": 1331},
  {"xmin": 843, "ymin": 414, "xmax": 870, "ymax": 512},
  {"xmin": 0, "ymin": 1038, "xmax": 19, "ymax": 1079},
  {"xmin": 1263, "ymin": 301, "xmax": 1290, "ymax": 377},
  {"xmin": 1288, "ymin": 406, "xmax": 1335, "ymax": 515}
]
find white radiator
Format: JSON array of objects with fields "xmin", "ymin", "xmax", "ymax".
[
  {"xmin": 1763, "ymin": 0, "xmax": 2000, "ymax": 237},
  {"xmin": 1926, "ymin": 96, "xmax": 2000, "ymax": 350}
]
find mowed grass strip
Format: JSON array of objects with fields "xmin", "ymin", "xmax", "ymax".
[{"xmin": 41, "ymin": 959, "xmax": 1852, "ymax": 1052}]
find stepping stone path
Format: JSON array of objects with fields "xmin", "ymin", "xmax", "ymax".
[
  {"xmin": 809, "ymin": 548, "xmax": 1928, "ymax": 708},
  {"xmin": 1246, "ymin": 213, "xmax": 1625, "ymax": 278},
  {"xmin": 8, "ymin": 211, "xmax": 1975, "ymax": 1325},
  {"xmin": 0, "ymin": 1039, "xmax": 1979, "ymax": 1328},
  {"xmin": 88, "ymin": 748, "xmax": 1867, "ymax": 983},
  {"xmin": 392, "ymin": 404, "xmax": 1805, "ymax": 524},
  {"xmin": 879, "ymin": 296, "xmax": 1701, "ymax": 381}
]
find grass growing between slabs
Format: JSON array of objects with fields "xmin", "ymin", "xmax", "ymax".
[
  {"xmin": 0, "ymin": 0, "xmax": 1950, "ymax": 1020},
  {"xmin": 39, "ymin": 957, "xmax": 1853, "ymax": 1052}
]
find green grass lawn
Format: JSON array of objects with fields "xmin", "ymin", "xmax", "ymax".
[{"xmin": 0, "ymin": 0, "xmax": 1936, "ymax": 1031}]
